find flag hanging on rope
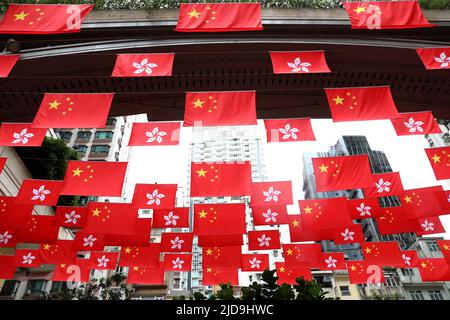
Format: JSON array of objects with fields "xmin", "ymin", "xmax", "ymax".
[
  {"xmin": 112, "ymin": 53, "xmax": 175, "ymax": 77},
  {"xmin": 269, "ymin": 51, "xmax": 330, "ymax": 74},
  {"xmin": 391, "ymin": 112, "xmax": 442, "ymax": 136},
  {"xmin": 128, "ymin": 122, "xmax": 181, "ymax": 146},
  {"xmin": 264, "ymin": 118, "xmax": 316, "ymax": 142},
  {"xmin": 0, "ymin": 123, "xmax": 47, "ymax": 147},
  {"xmin": 416, "ymin": 48, "xmax": 450, "ymax": 70},
  {"xmin": 0, "ymin": 55, "xmax": 20, "ymax": 77}
]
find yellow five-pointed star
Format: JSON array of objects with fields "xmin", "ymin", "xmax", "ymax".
[
  {"xmin": 205, "ymin": 248, "xmax": 213, "ymax": 255},
  {"xmin": 206, "ymin": 267, "xmax": 212, "ymax": 273},
  {"xmin": 354, "ymin": 7, "xmax": 367, "ymax": 14},
  {"xmin": 286, "ymin": 248, "xmax": 293, "ymax": 255},
  {"xmin": 133, "ymin": 267, "xmax": 139, "ymax": 271},
  {"xmin": 48, "ymin": 99, "xmax": 61, "ymax": 110},
  {"xmin": 198, "ymin": 210, "xmax": 208, "ymax": 219},
  {"xmin": 43, "ymin": 244, "xmax": 50, "ymax": 250},
  {"xmin": 318, "ymin": 164, "xmax": 329, "ymax": 173},
  {"xmin": 72, "ymin": 167, "xmax": 83, "ymax": 177},
  {"xmin": 432, "ymin": 154, "xmax": 441, "ymax": 163},
  {"xmin": 443, "ymin": 244, "xmax": 450, "ymax": 251},
  {"xmin": 403, "ymin": 195, "xmax": 412, "ymax": 203},
  {"xmin": 193, "ymin": 98, "xmax": 205, "ymax": 108},
  {"xmin": 332, "ymin": 95, "xmax": 344, "ymax": 105},
  {"xmin": 197, "ymin": 168, "xmax": 207, "ymax": 177},
  {"xmin": 303, "ymin": 206, "xmax": 313, "ymax": 214},
  {"xmin": 91, "ymin": 208, "xmax": 101, "ymax": 217},
  {"xmin": 350, "ymin": 265, "xmax": 356, "ymax": 271},
  {"xmin": 124, "ymin": 247, "xmax": 132, "ymax": 254},
  {"xmin": 279, "ymin": 266, "xmax": 285, "ymax": 273},
  {"xmin": 291, "ymin": 219, "xmax": 300, "ymax": 227},
  {"xmin": 421, "ymin": 262, "xmax": 427, "ymax": 268},
  {"xmin": 364, "ymin": 247, "xmax": 372, "ymax": 254},
  {"xmin": 14, "ymin": 11, "xmax": 29, "ymax": 21},
  {"xmin": 188, "ymin": 9, "xmax": 202, "ymax": 19}
]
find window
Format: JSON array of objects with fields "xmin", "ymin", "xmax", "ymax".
[
  {"xmin": 76, "ymin": 145, "xmax": 88, "ymax": 153},
  {"xmin": 106, "ymin": 118, "xmax": 117, "ymax": 126},
  {"xmin": 76, "ymin": 131, "xmax": 91, "ymax": 140},
  {"xmin": 410, "ymin": 290, "xmax": 425, "ymax": 300},
  {"xmin": 90, "ymin": 145, "xmax": 110, "ymax": 154},
  {"xmin": 426, "ymin": 241, "xmax": 439, "ymax": 252},
  {"xmin": 401, "ymin": 268, "xmax": 415, "ymax": 277},
  {"xmin": 340, "ymin": 286, "xmax": 350, "ymax": 296},
  {"xmin": 0, "ymin": 280, "xmax": 19, "ymax": 296},
  {"xmin": 95, "ymin": 131, "xmax": 114, "ymax": 140},
  {"xmin": 58, "ymin": 131, "xmax": 72, "ymax": 140},
  {"xmin": 429, "ymin": 290, "xmax": 444, "ymax": 300},
  {"xmin": 27, "ymin": 280, "xmax": 47, "ymax": 294}
]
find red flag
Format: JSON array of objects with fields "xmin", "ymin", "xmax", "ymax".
[
  {"xmin": 15, "ymin": 215, "xmax": 59, "ymax": 244},
  {"xmin": 325, "ymin": 86, "xmax": 399, "ymax": 122},
  {"xmin": 131, "ymin": 184, "xmax": 177, "ymax": 209},
  {"xmin": 89, "ymin": 251, "xmax": 119, "ymax": 270},
  {"xmin": 85, "ymin": 202, "xmax": 138, "ymax": 235},
  {"xmin": 72, "ymin": 232, "xmax": 105, "ymax": 251},
  {"xmin": 347, "ymin": 198, "xmax": 381, "ymax": 220},
  {"xmin": 203, "ymin": 246, "xmax": 242, "ymax": 268},
  {"xmin": 248, "ymin": 230, "xmax": 281, "ymax": 251},
  {"xmin": 193, "ymin": 203, "xmax": 246, "ymax": 236},
  {"xmin": 54, "ymin": 206, "xmax": 87, "ymax": 228},
  {"xmin": 0, "ymin": 227, "xmax": 16, "ymax": 248},
  {"xmin": 52, "ymin": 260, "xmax": 91, "ymax": 283},
  {"xmin": 275, "ymin": 262, "xmax": 312, "ymax": 284},
  {"xmin": 39, "ymin": 240, "xmax": 76, "ymax": 264},
  {"xmin": 203, "ymin": 266, "xmax": 239, "ymax": 286},
  {"xmin": 416, "ymin": 216, "xmax": 446, "ymax": 236},
  {"xmin": 264, "ymin": 118, "xmax": 316, "ymax": 142},
  {"xmin": 163, "ymin": 253, "xmax": 192, "ymax": 272},
  {"xmin": 391, "ymin": 112, "xmax": 441, "ymax": 136},
  {"xmin": 0, "ymin": 123, "xmax": 47, "ymax": 147},
  {"xmin": 0, "ymin": 157, "xmax": 6, "ymax": 172},
  {"xmin": 347, "ymin": 260, "xmax": 385, "ymax": 284},
  {"xmin": 0, "ymin": 255, "xmax": 16, "ymax": 279},
  {"xmin": 417, "ymin": 259, "xmax": 450, "ymax": 281},
  {"xmin": 15, "ymin": 249, "xmax": 42, "ymax": 268},
  {"xmin": 152, "ymin": 208, "xmax": 189, "ymax": 229},
  {"xmin": 104, "ymin": 218, "xmax": 152, "ymax": 247},
  {"xmin": 112, "ymin": 53, "xmax": 175, "ymax": 77},
  {"xmin": 321, "ymin": 253, "xmax": 347, "ymax": 271},
  {"xmin": 241, "ymin": 254, "xmax": 269, "ymax": 272},
  {"xmin": 60, "ymin": 161, "xmax": 128, "ymax": 197},
  {"xmin": 128, "ymin": 122, "xmax": 181, "ymax": 146},
  {"xmin": 32, "ymin": 93, "xmax": 114, "ymax": 129},
  {"xmin": 269, "ymin": 51, "xmax": 330, "ymax": 74},
  {"xmin": 0, "ymin": 4, "xmax": 93, "ymax": 34},
  {"xmin": 251, "ymin": 181, "xmax": 293, "ymax": 206},
  {"xmin": 400, "ymin": 186, "xmax": 450, "ymax": 219},
  {"xmin": 298, "ymin": 198, "xmax": 353, "ymax": 230},
  {"xmin": 251, "ymin": 206, "xmax": 289, "ymax": 226},
  {"xmin": 332, "ymin": 224, "xmax": 365, "ymax": 245},
  {"xmin": 437, "ymin": 240, "xmax": 450, "ymax": 263},
  {"xmin": 425, "ymin": 147, "xmax": 450, "ymax": 181},
  {"xmin": 15, "ymin": 179, "xmax": 63, "ymax": 206},
  {"xmin": 312, "ymin": 155, "xmax": 373, "ymax": 192},
  {"xmin": 361, "ymin": 241, "xmax": 403, "ymax": 267},
  {"xmin": 0, "ymin": 55, "xmax": 19, "ymax": 77},
  {"xmin": 190, "ymin": 162, "xmax": 252, "ymax": 197},
  {"xmin": 375, "ymin": 206, "xmax": 421, "ymax": 235},
  {"xmin": 118, "ymin": 244, "xmax": 160, "ymax": 267},
  {"xmin": 176, "ymin": 3, "xmax": 262, "ymax": 32},
  {"xmin": 197, "ymin": 234, "xmax": 243, "ymax": 247},
  {"xmin": 160, "ymin": 232, "xmax": 194, "ymax": 253},
  {"xmin": 416, "ymin": 47, "xmax": 450, "ymax": 70},
  {"xmin": 363, "ymin": 172, "xmax": 404, "ymax": 198},
  {"xmin": 127, "ymin": 266, "xmax": 165, "ymax": 285},
  {"xmin": 0, "ymin": 196, "xmax": 34, "ymax": 228},
  {"xmin": 400, "ymin": 250, "xmax": 419, "ymax": 268},
  {"xmin": 343, "ymin": 1, "xmax": 433, "ymax": 30},
  {"xmin": 288, "ymin": 214, "xmax": 334, "ymax": 242},
  {"xmin": 184, "ymin": 91, "xmax": 257, "ymax": 126},
  {"xmin": 282, "ymin": 243, "xmax": 323, "ymax": 268}
]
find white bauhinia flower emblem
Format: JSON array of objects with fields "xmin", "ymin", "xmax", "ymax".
[
  {"xmin": 375, "ymin": 178, "xmax": 392, "ymax": 193},
  {"xmin": 403, "ymin": 117, "xmax": 424, "ymax": 133},
  {"xmin": 421, "ymin": 220, "xmax": 434, "ymax": 232},
  {"xmin": 83, "ymin": 234, "xmax": 97, "ymax": 247},
  {"xmin": 133, "ymin": 58, "xmax": 158, "ymax": 75},
  {"xmin": 262, "ymin": 209, "xmax": 278, "ymax": 224},
  {"xmin": 341, "ymin": 228, "xmax": 355, "ymax": 241},
  {"xmin": 434, "ymin": 52, "xmax": 450, "ymax": 68},
  {"xmin": 325, "ymin": 256, "xmax": 337, "ymax": 268},
  {"xmin": 402, "ymin": 254, "xmax": 411, "ymax": 266},
  {"xmin": 97, "ymin": 255, "xmax": 110, "ymax": 268},
  {"xmin": 31, "ymin": 185, "xmax": 51, "ymax": 202},
  {"xmin": 145, "ymin": 127, "xmax": 167, "ymax": 144},
  {"xmin": 287, "ymin": 57, "xmax": 312, "ymax": 73},
  {"xmin": 249, "ymin": 257, "xmax": 262, "ymax": 269},
  {"xmin": 22, "ymin": 252, "xmax": 35, "ymax": 265},
  {"xmin": 64, "ymin": 210, "xmax": 81, "ymax": 225},
  {"xmin": 263, "ymin": 187, "xmax": 282, "ymax": 203},
  {"xmin": 0, "ymin": 231, "xmax": 12, "ymax": 244},
  {"xmin": 164, "ymin": 211, "xmax": 179, "ymax": 226},
  {"xmin": 258, "ymin": 234, "xmax": 271, "ymax": 247},
  {"xmin": 11, "ymin": 128, "xmax": 34, "ymax": 145},
  {"xmin": 279, "ymin": 124, "xmax": 300, "ymax": 140},
  {"xmin": 172, "ymin": 257, "xmax": 184, "ymax": 270},
  {"xmin": 171, "ymin": 236, "xmax": 184, "ymax": 250},
  {"xmin": 356, "ymin": 203, "xmax": 372, "ymax": 217},
  {"xmin": 146, "ymin": 189, "xmax": 165, "ymax": 206}
]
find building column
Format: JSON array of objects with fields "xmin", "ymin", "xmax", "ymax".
[
  {"xmin": 14, "ymin": 280, "xmax": 28, "ymax": 300},
  {"xmin": 44, "ymin": 280, "xmax": 53, "ymax": 293}
]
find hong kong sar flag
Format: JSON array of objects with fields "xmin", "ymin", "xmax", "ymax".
[
  {"xmin": 193, "ymin": 203, "xmax": 246, "ymax": 236},
  {"xmin": 152, "ymin": 208, "xmax": 189, "ymax": 229},
  {"xmin": 164, "ymin": 253, "xmax": 192, "ymax": 272},
  {"xmin": 251, "ymin": 181, "xmax": 293, "ymax": 206},
  {"xmin": 425, "ymin": 147, "xmax": 450, "ymax": 180},
  {"xmin": 0, "ymin": 55, "xmax": 20, "ymax": 77},
  {"xmin": 128, "ymin": 122, "xmax": 181, "ymax": 146},
  {"xmin": 391, "ymin": 112, "xmax": 441, "ymax": 136},
  {"xmin": 15, "ymin": 179, "xmax": 63, "ymax": 206},
  {"xmin": 89, "ymin": 251, "xmax": 119, "ymax": 270},
  {"xmin": 54, "ymin": 206, "xmax": 87, "ymax": 228},
  {"xmin": 131, "ymin": 184, "xmax": 177, "ymax": 209},
  {"xmin": 269, "ymin": 51, "xmax": 330, "ymax": 74},
  {"xmin": 264, "ymin": 118, "xmax": 316, "ymax": 143},
  {"xmin": 0, "ymin": 123, "xmax": 47, "ymax": 147},
  {"xmin": 321, "ymin": 253, "xmax": 346, "ymax": 271},
  {"xmin": 363, "ymin": 172, "xmax": 405, "ymax": 198},
  {"xmin": 112, "ymin": 53, "xmax": 175, "ymax": 77},
  {"xmin": 160, "ymin": 232, "xmax": 194, "ymax": 253},
  {"xmin": 241, "ymin": 254, "xmax": 269, "ymax": 272},
  {"xmin": 416, "ymin": 48, "xmax": 450, "ymax": 70},
  {"xmin": 347, "ymin": 198, "xmax": 381, "ymax": 220},
  {"xmin": 251, "ymin": 206, "xmax": 289, "ymax": 226},
  {"xmin": 247, "ymin": 230, "xmax": 281, "ymax": 251}
]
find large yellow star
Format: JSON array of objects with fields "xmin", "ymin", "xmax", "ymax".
[
  {"xmin": 364, "ymin": 247, "xmax": 372, "ymax": 254},
  {"xmin": 60, "ymin": 264, "xmax": 66, "ymax": 269},
  {"xmin": 443, "ymin": 244, "xmax": 450, "ymax": 251},
  {"xmin": 332, "ymin": 95, "xmax": 344, "ymax": 105},
  {"xmin": 91, "ymin": 208, "xmax": 101, "ymax": 217},
  {"xmin": 205, "ymin": 248, "xmax": 213, "ymax": 255},
  {"xmin": 193, "ymin": 98, "xmax": 205, "ymax": 108},
  {"xmin": 291, "ymin": 219, "xmax": 300, "ymax": 227},
  {"xmin": 14, "ymin": 11, "xmax": 29, "ymax": 21},
  {"xmin": 303, "ymin": 206, "xmax": 313, "ymax": 214},
  {"xmin": 72, "ymin": 167, "xmax": 83, "ymax": 177},
  {"xmin": 403, "ymin": 195, "xmax": 412, "ymax": 203},
  {"xmin": 196, "ymin": 168, "xmax": 207, "ymax": 177},
  {"xmin": 279, "ymin": 266, "xmax": 285, "ymax": 273},
  {"xmin": 350, "ymin": 265, "xmax": 356, "ymax": 271},
  {"xmin": 420, "ymin": 262, "xmax": 427, "ymax": 268},
  {"xmin": 354, "ymin": 7, "xmax": 367, "ymax": 14},
  {"xmin": 432, "ymin": 154, "xmax": 441, "ymax": 163},
  {"xmin": 318, "ymin": 164, "xmax": 329, "ymax": 173},
  {"xmin": 48, "ymin": 99, "xmax": 61, "ymax": 110},
  {"xmin": 198, "ymin": 210, "xmax": 208, "ymax": 219},
  {"xmin": 188, "ymin": 9, "xmax": 202, "ymax": 19},
  {"xmin": 133, "ymin": 266, "xmax": 139, "ymax": 271},
  {"xmin": 286, "ymin": 248, "xmax": 293, "ymax": 256},
  {"xmin": 43, "ymin": 244, "xmax": 50, "ymax": 250},
  {"xmin": 124, "ymin": 247, "xmax": 132, "ymax": 254}
]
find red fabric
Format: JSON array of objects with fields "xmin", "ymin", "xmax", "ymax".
[
  {"xmin": 437, "ymin": 240, "xmax": 450, "ymax": 263},
  {"xmin": 15, "ymin": 215, "xmax": 59, "ymax": 244},
  {"xmin": 298, "ymin": 197, "xmax": 353, "ymax": 230},
  {"xmin": 184, "ymin": 91, "xmax": 257, "ymax": 126},
  {"xmin": 128, "ymin": 122, "xmax": 181, "ymax": 146},
  {"xmin": 361, "ymin": 241, "xmax": 403, "ymax": 267},
  {"xmin": 241, "ymin": 254, "xmax": 269, "ymax": 272},
  {"xmin": 332, "ymin": 224, "xmax": 365, "ymax": 245},
  {"xmin": 0, "ymin": 255, "xmax": 16, "ymax": 279},
  {"xmin": 197, "ymin": 234, "xmax": 243, "ymax": 247},
  {"xmin": 0, "ymin": 157, "xmax": 6, "ymax": 172},
  {"xmin": 269, "ymin": 51, "xmax": 330, "ymax": 74},
  {"xmin": 0, "ymin": 227, "xmax": 16, "ymax": 248},
  {"xmin": 60, "ymin": 161, "xmax": 128, "ymax": 197},
  {"xmin": 193, "ymin": 203, "xmax": 246, "ymax": 236},
  {"xmin": 251, "ymin": 181, "xmax": 293, "ymax": 206},
  {"xmin": 251, "ymin": 206, "xmax": 289, "ymax": 226},
  {"xmin": 104, "ymin": 218, "xmax": 152, "ymax": 247},
  {"xmin": 400, "ymin": 186, "xmax": 450, "ymax": 219},
  {"xmin": 32, "ymin": 93, "xmax": 114, "ymax": 129},
  {"xmin": 54, "ymin": 206, "xmax": 87, "ymax": 228},
  {"xmin": 375, "ymin": 206, "xmax": 422, "ymax": 235},
  {"xmin": 247, "ymin": 230, "xmax": 281, "ymax": 251},
  {"xmin": 0, "ymin": 196, "xmax": 33, "ymax": 228},
  {"xmin": 347, "ymin": 198, "xmax": 381, "ymax": 219},
  {"xmin": 0, "ymin": 55, "xmax": 19, "ymax": 77},
  {"xmin": 321, "ymin": 253, "xmax": 347, "ymax": 271},
  {"xmin": 275, "ymin": 262, "xmax": 312, "ymax": 284},
  {"xmin": 88, "ymin": 251, "xmax": 119, "ymax": 270},
  {"xmin": 202, "ymin": 267, "xmax": 239, "ymax": 286},
  {"xmin": 152, "ymin": 208, "xmax": 189, "ymax": 228},
  {"xmin": 163, "ymin": 253, "xmax": 192, "ymax": 271},
  {"xmin": 416, "ymin": 216, "xmax": 446, "ymax": 236},
  {"xmin": 176, "ymin": 3, "xmax": 262, "ymax": 32},
  {"xmin": 160, "ymin": 232, "xmax": 194, "ymax": 253},
  {"xmin": 264, "ymin": 118, "xmax": 316, "ymax": 142},
  {"xmin": 52, "ymin": 259, "xmax": 91, "ymax": 283},
  {"xmin": 343, "ymin": 1, "xmax": 433, "ymax": 30},
  {"xmin": 112, "ymin": 53, "xmax": 175, "ymax": 77},
  {"xmin": 325, "ymin": 86, "xmax": 399, "ymax": 122},
  {"xmin": 312, "ymin": 155, "xmax": 373, "ymax": 192},
  {"xmin": 202, "ymin": 246, "xmax": 242, "ymax": 268},
  {"xmin": 282, "ymin": 243, "xmax": 323, "ymax": 268},
  {"xmin": 288, "ymin": 214, "xmax": 334, "ymax": 242},
  {"xmin": 425, "ymin": 147, "xmax": 450, "ymax": 181},
  {"xmin": 391, "ymin": 112, "xmax": 441, "ymax": 136},
  {"xmin": 0, "ymin": 123, "xmax": 47, "ymax": 146},
  {"xmin": 131, "ymin": 183, "xmax": 177, "ymax": 209},
  {"xmin": 15, "ymin": 249, "xmax": 42, "ymax": 268},
  {"xmin": 417, "ymin": 258, "xmax": 450, "ymax": 282},
  {"xmin": 15, "ymin": 179, "xmax": 63, "ymax": 206},
  {"xmin": 363, "ymin": 172, "xmax": 404, "ymax": 198},
  {"xmin": 190, "ymin": 162, "xmax": 252, "ymax": 197},
  {"xmin": 118, "ymin": 244, "xmax": 161, "ymax": 267},
  {"xmin": 39, "ymin": 240, "xmax": 76, "ymax": 264},
  {"xmin": 416, "ymin": 47, "xmax": 450, "ymax": 70},
  {"xmin": 0, "ymin": 4, "xmax": 93, "ymax": 34},
  {"xmin": 72, "ymin": 232, "xmax": 105, "ymax": 251},
  {"xmin": 347, "ymin": 260, "xmax": 385, "ymax": 284},
  {"xmin": 127, "ymin": 266, "xmax": 165, "ymax": 285},
  {"xmin": 399, "ymin": 250, "xmax": 419, "ymax": 268},
  {"xmin": 85, "ymin": 202, "xmax": 138, "ymax": 235}
]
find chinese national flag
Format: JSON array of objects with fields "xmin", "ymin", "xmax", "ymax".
[
  {"xmin": 89, "ymin": 251, "xmax": 119, "ymax": 270},
  {"xmin": 276, "ymin": 262, "xmax": 312, "ymax": 284},
  {"xmin": 190, "ymin": 162, "xmax": 252, "ymax": 197},
  {"xmin": 399, "ymin": 250, "xmax": 419, "ymax": 268},
  {"xmin": 184, "ymin": 91, "xmax": 257, "ymax": 126},
  {"xmin": 118, "ymin": 244, "xmax": 161, "ymax": 267},
  {"xmin": 131, "ymin": 184, "xmax": 177, "ymax": 209},
  {"xmin": 176, "ymin": 3, "xmax": 262, "ymax": 32},
  {"xmin": 104, "ymin": 218, "xmax": 152, "ymax": 247},
  {"xmin": 347, "ymin": 198, "xmax": 381, "ymax": 220},
  {"xmin": 15, "ymin": 215, "xmax": 59, "ymax": 244},
  {"xmin": 0, "ymin": 227, "xmax": 16, "ymax": 248},
  {"xmin": 128, "ymin": 122, "xmax": 181, "ymax": 146},
  {"xmin": 0, "ymin": 55, "xmax": 19, "ymax": 77},
  {"xmin": 112, "ymin": 53, "xmax": 175, "ymax": 77},
  {"xmin": 400, "ymin": 186, "xmax": 450, "ymax": 219},
  {"xmin": 417, "ymin": 259, "xmax": 450, "ymax": 282},
  {"xmin": 325, "ymin": 86, "xmax": 399, "ymax": 122},
  {"xmin": 0, "ymin": 196, "xmax": 34, "ymax": 228},
  {"xmin": 160, "ymin": 232, "xmax": 194, "ymax": 253},
  {"xmin": 264, "ymin": 118, "xmax": 316, "ymax": 143},
  {"xmin": 363, "ymin": 172, "xmax": 404, "ymax": 198},
  {"xmin": 298, "ymin": 198, "xmax": 353, "ymax": 230},
  {"xmin": 288, "ymin": 214, "xmax": 335, "ymax": 242},
  {"xmin": 0, "ymin": 4, "xmax": 93, "ymax": 34},
  {"xmin": 163, "ymin": 253, "xmax": 192, "ymax": 272},
  {"xmin": 193, "ymin": 203, "xmax": 246, "ymax": 236},
  {"xmin": 127, "ymin": 266, "xmax": 165, "ymax": 285},
  {"xmin": 251, "ymin": 181, "xmax": 293, "ymax": 206},
  {"xmin": 425, "ymin": 147, "xmax": 450, "ymax": 180},
  {"xmin": 391, "ymin": 112, "xmax": 441, "ymax": 136},
  {"xmin": 321, "ymin": 253, "xmax": 347, "ymax": 271},
  {"xmin": 343, "ymin": 1, "xmax": 433, "ymax": 30},
  {"xmin": 152, "ymin": 208, "xmax": 189, "ymax": 229},
  {"xmin": 361, "ymin": 241, "xmax": 403, "ymax": 267},
  {"xmin": 375, "ymin": 206, "xmax": 422, "ymax": 235},
  {"xmin": 32, "ymin": 93, "xmax": 114, "ymax": 129},
  {"xmin": 15, "ymin": 179, "xmax": 63, "ymax": 206},
  {"xmin": 197, "ymin": 234, "xmax": 243, "ymax": 247},
  {"xmin": 15, "ymin": 249, "xmax": 42, "ymax": 268},
  {"xmin": 39, "ymin": 240, "xmax": 76, "ymax": 264},
  {"xmin": 269, "ymin": 51, "xmax": 330, "ymax": 74},
  {"xmin": 203, "ymin": 267, "xmax": 239, "ymax": 286},
  {"xmin": 85, "ymin": 202, "xmax": 138, "ymax": 235},
  {"xmin": 0, "ymin": 123, "xmax": 47, "ymax": 147},
  {"xmin": 312, "ymin": 155, "xmax": 373, "ymax": 192},
  {"xmin": 416, "ymin": 216, "xmax": 446, "ymax": 236},
  {"xmin": 72, "ymin": 232, "xmax": 105, "ymax": 251},
  {"xmin": 437, "ymin": 240, "xmax": 450, "ymax": 263},
  {"xmin": 332, "ymin": 224, "xmax": 365, "ymax": 245},
  {"xmin": 203, "ymin": 246, "xmax": 242, "ymax": 268},
  {"xmin": 54, "ymin": 206, "xmax": 87, "ymax": 228},
  {"xmin": 282, "ymin": 243, "xmax": 323, "ymax": 268},
  {"xmin": 347, "ymin": 260, "xmax": 385, "ymax": 284},
  {"xmin": 0, "ymin": 255, "xmax": 16, "ymax": 280},
  {"xmin": 60, "ymin": 161, "xmax": 128, "ymax": 197},
  {"xmin": 52, "ymin": 260, "xmax": 91, "ymax": 283},
  {"xmin": 251, "ymin": 206, "xmax": 289, "ymax": 226},
  {"xmin": 247, "ymin": 230, "xmax": 280, "ymax": 251},
  {"xmin": 416, "ymin": 47, "xmax": 450, "ymax": 70},
  {"xmin": 241, "ymin": 254, "xmax": 269, "ymax": 272}
]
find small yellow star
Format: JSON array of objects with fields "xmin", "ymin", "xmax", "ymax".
[
  {"xmin": 72, "ymin": 167, "xmax": 83, "ymax": 177},
  {"xmin": 133, "ymin": 267, "xmax": 139, "ymax": 271},
  {"xmin": 443, "ymin": 244, "xmax": 450, "ymax": 251},
  {"xmin": 188, "ymin": 9, "xmax": 202, "ymax": 19},
  {"xmin": 332, "ymin": 95, "xmax": 344, "ymax": 105},
  {"xmin": 318, "ymin": 164, "xmax": 329, "ymax": 173},
  {"xmin": 432, "ymin": 154, "xmax": 441, "ymax": 163},
  {"xmin": 354, "ymin": 7, "xmax": 367, "ymax": 14},
  {"xmin": 403, "ymin": 195, "xmax": 412, "ymax": 203},
  {"xmin": 91, "ymin": 208, "xmax": 101, "ymax": 217},
  {"xmin": 303, "ymin": 206, "xmax": 313, "ymax": 214},
  {"xmin": 48, "ymin": 99, "xmax": 61, "ymax": 110},
  {"xmin": 206, "ymin": 267, "xmax": 212, "ymax": 273},
  {"xmin": 198, "ymin": 210, "xmax": 208, "ymax": 219},
  {"xmin": 196, "ymin": 168, "xmax": 207, "ymax": 177},
  {"xmin": 193, "ymin": 98, "xmax": 205, "ymax": 108},
  {"xmin": 14, "ymin": 11, "xmax": 29, "ymax": 21}
]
